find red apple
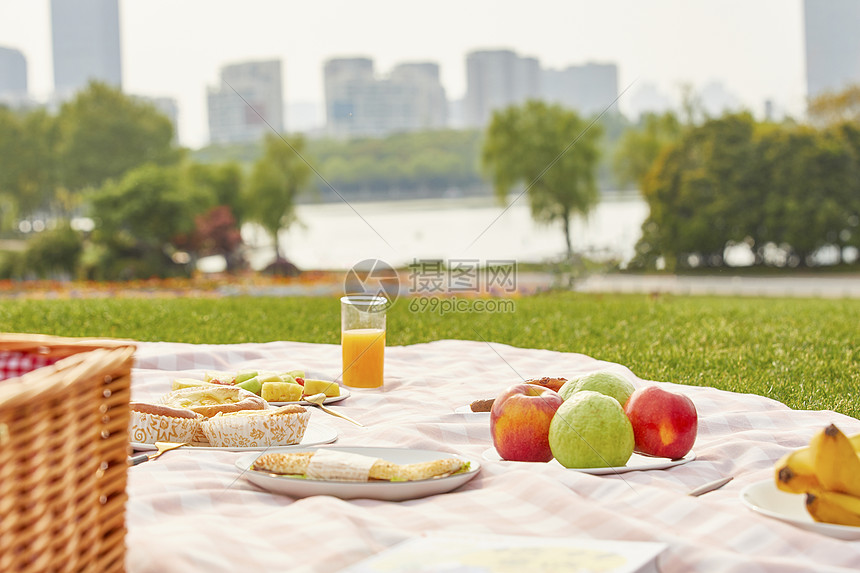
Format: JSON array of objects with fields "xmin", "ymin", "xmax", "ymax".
[
  {"xmin": 490, "ymin": 383, "xmax": 564, "ymax": 462},
  {"xmin": 624, "ymin": 385, "xmax": 697, "ymax": 459}
]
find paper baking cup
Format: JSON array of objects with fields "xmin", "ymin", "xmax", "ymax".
[
  {"xmin": 129, "ymin": 410, "xmax": 202, "ymax": 444},
  {"xmin": 201, "ymin": 408, "xmax": 311, "ymax": 448}
]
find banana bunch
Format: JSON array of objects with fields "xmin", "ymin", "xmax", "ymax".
[{"xmin": 774, "ymin": 424, "xmax": 860, "ymax": 527}]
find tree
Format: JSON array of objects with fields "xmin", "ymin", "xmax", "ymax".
[
  {"xmin": 634, "ymin": 113, "xmax": 759, "ymax": 269},
  {"xmin": 23, "ymin": 223, "xmax": 83, "ymax": 279},
  {"xmin": 612, "ymin": 111, "xmax": 683, "ymax": 190},
  {"xmin": 172, "ymin": 205, "xmax": 245, "ymax": 272},
  {"xmin": 0, "ymin": 106, "xmax": 60, "ymax": 222},
  {"xmin": 808, "ymin": 84, "xmax": 860, "ymax": 127},
  {"xmin": 757, "ymin": 125, "xmax": 859, "ymax": 265},
  {"xmin": 244, "ymin": 134, "xmax": 312, "ymax": 267},
  {"xmin": 481, "ymin": 100, "xmax": 603, "ymax": 258},
  {"xmin": 87, "ymin": 164, "xmax": 211, "ymax": 279},
  {"xmin": 184, "ymin": 161, "xmax": 245, "ymax": 223},
  {"xmin": 57, "ymin": 82, "xmax": 179, "ymax": 192}
]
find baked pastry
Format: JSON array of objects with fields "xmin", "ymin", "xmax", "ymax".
[
  {"xmin": 200, "ymin": 405, "xmax": 310, "ymax": 447},
  {"xmin": 469, "ymin": 398, "xmax": 494, "ymax": 412},
  {"xmin": 158, "ymin": 386, "xmax": 266, "ymax": 418},
  {"xmin": 525, "ymin": 377, "xmax": 568, "ymax": 392},
  {"xmin": 253, "ymin": 450, "xmax": 467, "ymax": 481},
  {"xmin": 129, "ymin": 402, "xmax": 202, "ymax": 444}
]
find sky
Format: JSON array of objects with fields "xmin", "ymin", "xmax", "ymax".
[{"xmin": 0, "ymin": 0, "xmax": 808, "ymax": 148}]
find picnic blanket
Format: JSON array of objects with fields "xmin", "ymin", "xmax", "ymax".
[{"xmin": 125, "ymin": 339, "xmax": 860, "ymax": 572}]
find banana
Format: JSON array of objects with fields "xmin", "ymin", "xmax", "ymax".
[
  {"xmin": 810, "ymin": 424, "xmax": 860, "ymax": 497},
  {"xmin": 774, "ymin": 446, "xmax": 820, "ymax": 494},
  {"xmin": 805, "ymin": 490, "xmax": 860, "ymax": 527},
  {"xmin": 850, "ymin": 432, "xmax": 860, "ymax": 452}
]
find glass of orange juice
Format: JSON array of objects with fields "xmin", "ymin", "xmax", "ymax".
[{"xmin": 340, "ymin": 295, "xmax": 387, "ymax": 388}]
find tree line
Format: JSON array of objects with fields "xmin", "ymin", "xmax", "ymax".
[
  {"xmin": 0, "ymin": 82, "xmax": 310, "ymax": 280},
  {"xmin": 2, "ymin": 80, "xmax": 858, "ymax": 280},
  {"xmin": 626, "ymin": 111, "xmax": 860, "ymax": 270}
]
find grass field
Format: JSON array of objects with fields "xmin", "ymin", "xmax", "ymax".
[{"xmin": 1, "ymin": 292, "xmax": 857, "ymax": 419}]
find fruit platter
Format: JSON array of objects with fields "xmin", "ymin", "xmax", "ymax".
[
  {"xmin": 738, "ymin": 423, "xmax": 860, "ymax": 539},
  {"xmin": 472, "ymin": 370, "xmax": 698, "ymax": 470},
  {"xmin": 173, "ymin": 369, "xmax": 348, "ymax": 405}
]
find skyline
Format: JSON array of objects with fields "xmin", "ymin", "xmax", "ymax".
[{"xmin": 0, "ymin": 0, "xmax": 807, "ymax": 147}]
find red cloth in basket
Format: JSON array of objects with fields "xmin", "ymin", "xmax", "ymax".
[{"xmin": 0, "ymin": 351, "xmax": 59, "ymax": 381}]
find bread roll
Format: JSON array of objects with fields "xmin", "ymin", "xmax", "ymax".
[
  {"xmin": 129, "ymin": 401, "xmax": 202, "ymax": 444},
  {"xmin": 201, "ymin": 404, "xmax": 310, "ymax": 447}
]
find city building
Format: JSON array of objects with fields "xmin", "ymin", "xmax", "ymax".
[
  {"xmin": 463, "ymin": 49, "xmax": 540, "ymax": 128},
  {"xmin": 51, "ymin": 0, "xmax": 122, "ymax": 97},
  {"xmin": 324, "ymin": 57, "xmax": 447, "ymax": 138},
  {"xmin": 541, "ymin": 62, "xmax": 618, "ymax": 116},
  {"xmin": 390, "ymin": 62, "xmax": 448, "ymax": 130},
  {"xmin": 804, "ymin": 0, "xmax": 860, "ymax": 99},
  {"xmin": 0, "ymin": 46, "xmax": 27, "ymax": 98},
  {"xmin": 207, "ymin": 59, "xmax": 283, "ymax": 145}
]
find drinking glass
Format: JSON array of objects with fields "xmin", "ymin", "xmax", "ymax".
[{"xmin": 340, "ymin": 295, "xmax": 387, "ymax": 388}]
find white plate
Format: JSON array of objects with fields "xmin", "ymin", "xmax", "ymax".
[
  {"xmin": 740, "ymin": 480, "xmax": 860, "ymax": 540},
  {"xmin": 131, "ymin": 422, "xmax": 338, "ymax": 452},
  {"xmin": 269, "ymin": 387, "xmax": 350, "ymax": 407},
  {"xmin": 235, "ymin": 446, "xmax": 481, "ymax": 501},
  {"xmin": 481, "ymin": 447, "xmax": 695, "ymax": 475},
  {"xmin": 454, "ymin": 405, "xmax": 490, "ymax": 416}
]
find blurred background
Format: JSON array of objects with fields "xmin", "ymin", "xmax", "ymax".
[{"xmin": 0, "ymin": 0, "xmax": 857, "ymax": 285}]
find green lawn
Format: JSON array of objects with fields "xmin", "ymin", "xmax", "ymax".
[{"xmin": 2, "ymin": 292, "xmax": 857, "ymax": 419}]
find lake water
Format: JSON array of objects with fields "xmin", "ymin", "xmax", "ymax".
[{"xmin": 241, "ymin": 192, "xmax": 649, "ymax": 271}]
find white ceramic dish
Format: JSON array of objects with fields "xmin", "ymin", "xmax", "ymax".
[
  {"xmin": 131, "ymin": 422, "xmax": 338, "ymax": 452},
  {"xmin": 481, "ymin": 447, "xmax": 695, "ymax": 475},
  {"xmin": 269, "ymin": 386, "xmax": 350, "ymax": 407},
  {"xmin": 740, "ymin": 480, "xmax": 860, "ymax": 540},
  {"xmin": 236, "ymin": 446, "xmax": 481, "ymax": 501}
]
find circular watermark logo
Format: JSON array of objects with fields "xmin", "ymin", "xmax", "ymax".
[{"xmin": 343, "ymin": 258, "xmax": 400, "ymax": 311}]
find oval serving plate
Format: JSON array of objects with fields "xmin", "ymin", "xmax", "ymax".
[
  {"xmin": 740, "ymin": 479, "xmax": 860, "ymax": 540},
  {"xmin": 236, "ymin": 446, "xmax": 480, "ymax": 501},
  {"xmin": 481, "ymin": 446, "xmax": 695, "ymax": 475}
]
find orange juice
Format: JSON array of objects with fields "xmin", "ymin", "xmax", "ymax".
[{"xmin": 341, "ymin": 328, "xmax": 385, "ymax": 388}]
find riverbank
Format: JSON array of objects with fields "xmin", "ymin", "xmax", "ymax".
[
  {"xmin": 3, "ymin": 270, "xmax": 859, "ymax": 299},
  {"xmin": 573, "ymin": 272, "xmax": 860, "ymax": 299}
]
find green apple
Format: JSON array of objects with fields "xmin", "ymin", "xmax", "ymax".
[
  {"xmin": 557, "ymin": 370, "xmax": 635, "ymax": 408},
  {"xmin": 548, "ymin": 391, "xmax": 635, "ymax": 468}
]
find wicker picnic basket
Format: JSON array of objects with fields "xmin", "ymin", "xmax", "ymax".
[{"xmin": 0, "ymin": 333, "xmax": 136, "ymax": 573}]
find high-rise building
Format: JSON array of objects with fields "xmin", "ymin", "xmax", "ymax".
[
  {"xmin": 390, "ymin": 63, "xmax": 448, "ymax": 130},
  {"xmin": 542, "ymin": 62, "xmax": 618, "ymax": 116},
  {"xmin": 804, "ymin": 0, "xmax": 860, "ymax": 99},
  {"xmin": 51, "ymin": 0, "xmax": 122, "ymax": 97},
  {"xmin": 0, "ymin": 46, "xmax": 27, "ymax": 97},
  {"xmin": 463, "ymin": 49, "xmax": 541, "ymax": 128},
  {"xmin": 324, "ymin": 57, "xmax": 447, "ymax": 137},
  {"xmin": 324, "ymin": 57, "xmax": 374, "ymax": 135},
  {"xmin": 207, "ymin": 59, "xmax": 283, "ymax": 145}
]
